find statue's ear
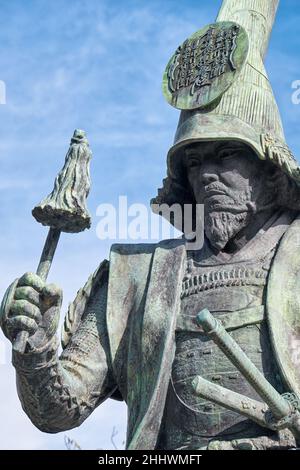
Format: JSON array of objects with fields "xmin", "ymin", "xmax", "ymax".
[
  {"xmin": 260, "ymin": 156, "xmax": 285, "ymax": 190},
  {"xmin": 266, "ymin": 167, "xmax": 300, "ymax": 212},
  {"xmin": 151, "ymin": 176, "xmax": 192, "ymax": 208}
]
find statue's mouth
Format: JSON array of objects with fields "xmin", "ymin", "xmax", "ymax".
[{"xmin": 204, "ymin": 190, "xmax": 227, "ymax": 199}]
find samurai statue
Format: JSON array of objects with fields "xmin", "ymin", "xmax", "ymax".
[{"xmin": 1, "ymin": 0, "xmax": 300, "ymax": 450}]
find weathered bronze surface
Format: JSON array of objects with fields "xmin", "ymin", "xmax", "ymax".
[
  {"xmin": 32, "ymin": 128, "xmax": 91, "ymax": 234},
  {"xmin": 1, "ymin": 0, "xmax": 300, "ymax": 451},
  {"xmin": 11, "ymin": 130, "xmax": 92, "ymax": 354},
  {"xmin": 163, "ymin": 21, "xmax": 249, "ymax": 110}
]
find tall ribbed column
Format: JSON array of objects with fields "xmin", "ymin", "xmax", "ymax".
[
  {"xmin": 211, "ymin": 0, "xmax": 284, "ymax": 141},
  {"xmin": 217, "ymin": 0, "xmax": 279, "ymax": 62}
]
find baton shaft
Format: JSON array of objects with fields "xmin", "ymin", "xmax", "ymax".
[
  {"xmin": 36, "ymin": 228, "xmax": 61, "ymax": 282},
  {"xmin": 197, "ymin": 309, "xmax": 291, "ymax": 420},
  {"xmin": 192, "ymin": 375, "xmax": 271, "ymax": 429},
  {"xmin": 12, "ymin": 228, "xmax": 61, "ymax": 354}
]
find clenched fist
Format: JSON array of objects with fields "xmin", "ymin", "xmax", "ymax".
[{"xmin": 0, "ymin": 272, "xmax": 62, "ymax": 351}]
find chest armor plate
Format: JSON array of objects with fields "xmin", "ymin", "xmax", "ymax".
[{"xmin": 161, "ymin": 248, "xmax": 283, "ymax": 449}]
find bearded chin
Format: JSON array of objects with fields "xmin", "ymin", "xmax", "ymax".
[{"xmin": 205, "ymin": 210, "xmax": 249, "ymax": 251}]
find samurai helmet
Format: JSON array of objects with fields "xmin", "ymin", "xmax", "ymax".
[{"xmin": 153, "ymin": 0, "xmax": 300, "ymax": 210}]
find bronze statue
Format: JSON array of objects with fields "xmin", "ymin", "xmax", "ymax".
[{"xmin": 1, "ymin": 0, "xmax": 300, "ymax": 450}]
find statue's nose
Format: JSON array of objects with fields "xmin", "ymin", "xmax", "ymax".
[{"xmin": 202, "ymin": 172, "xmax": 219, "ymax": 185}]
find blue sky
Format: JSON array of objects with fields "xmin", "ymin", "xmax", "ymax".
[{"xmin": 0, "ymin": 0, "xmax": 299, "ymax": 450}]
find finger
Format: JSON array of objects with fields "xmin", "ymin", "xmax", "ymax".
[
  {"xmin": 7, "ymin": 316, "xmax": 38, "ymax": 336},
  {"xmin": 17, "ymin": 272, "xmax": 45, "ymax": 293},
  {"xmin": 42, "ymin": 284, "xmax": 63, "ymax": 308},
  {"xmin": 232, "ymin": 440, "xmax": 254, "ymax": 450},
  {"xmin": 10, "ymin": 300, "xmax": 42, "ymax": 324},
  {"xmin": 14, "ymin": 286, "xmax": 40, "ymax": 307}
]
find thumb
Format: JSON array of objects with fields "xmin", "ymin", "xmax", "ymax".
[
  {"xmin": 41, "ymin": 283, "xmax": 63, "ymax": 309},
  {"xmin": 0, "ymin": 279, "xmax": 18, "ymax": 327}
]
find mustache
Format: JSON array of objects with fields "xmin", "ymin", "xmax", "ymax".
[
  {"xmin": 203, "ymin": 183, "xmax": 236, "ymax": 200},
  {"xmin": 202, "ymin": 183, "xmax": 255, "ymax": 214}
]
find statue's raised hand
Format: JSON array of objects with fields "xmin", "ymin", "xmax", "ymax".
[{"xmin": 0, "ymin": 272, "xmax": 62, "ymax": 351}]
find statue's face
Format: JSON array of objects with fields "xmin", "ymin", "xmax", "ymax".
[
  {"xmin": 185, "ymin": 141, "xmax": 260, "ymax": 207},
  {"xmin": 184, "ymin": 141, "xmax": 273, "ymax": 250}
]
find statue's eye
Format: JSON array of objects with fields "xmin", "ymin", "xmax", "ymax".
[
  {"xmin": 187, "ymin": 157, "xmax": 201, "ymax": 168},
  {"xmin": 218, "ymin": 148, "xmax": 238, "ymax": 160}
]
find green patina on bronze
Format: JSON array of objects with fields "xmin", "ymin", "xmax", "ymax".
[
  {"xmin": 32, "ymin": 129, "xmax": 92, "ymax": 234},
  {"xmin": 1, "ymin": 0, "xmax": 300, "ymax": 452},
  {"xmin": 12, "ymin": 129, "xmax": 92, "ymax": 354},
  {"xmin": 162, "ymin": 21, "xmax": 249, "ymax": 111}
]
